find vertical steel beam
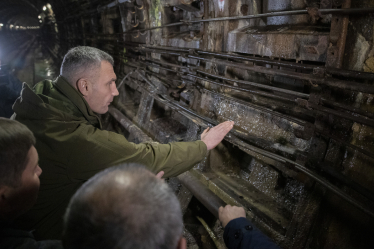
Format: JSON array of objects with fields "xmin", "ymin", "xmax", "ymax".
[{"xmin": 326, "ymin": 0, "xmax": 351, "ymax": 68}]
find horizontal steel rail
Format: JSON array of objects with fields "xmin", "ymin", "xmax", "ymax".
[
  {"xmin": 119, "ymin": 8, "xmax": 374, "ymax": 34},
  {"xmin": 61, "ymin": 7, "xmax": 374, "ymax": 31},
  {"xmin": 130, "ymin": 57, "xmax": 374, "ymax": 127},
  {"xmin": 201, "ymin": 88, "xmax": 307, "ymax": 126},
  {"xmin": 139, "ymin": 45, "xmax": 374, "ymax": 81},
  {"xmin": 188, "ymin": 55, "xmax": 374, "ymax": 94},
  {"xmin": 196, "ymin": 69, "xmax": 310, "ymax": 98},
  {"xmin": 142, "ymin": 58, "xmax": 299, "ymax": 102}
]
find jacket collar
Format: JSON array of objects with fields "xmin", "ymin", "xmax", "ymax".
[{"xmin": 53, "ymin": 76, "xmax": 102, "ymax": 128}]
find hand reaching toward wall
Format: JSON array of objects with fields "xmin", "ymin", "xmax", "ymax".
[
  {"xmin": 219, "ymin": 205, "xmax": 246, "ymax": 228},
  {"xmin": 200, "ymin": 121, "xmax": 234, "ymax": 150}
]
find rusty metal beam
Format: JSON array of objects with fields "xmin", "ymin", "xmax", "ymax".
[
  {"xmin": 178, "ymin": 172, "xmax": 226, "ymax": 219},
  {"xmin": 139, "ymin": 45, "xmax": 374, "ymax": 81},
  {"xmin": 189, "ymin": 73, "xmax": 297, "ymax": 103},
  {"xmin": 118, "ymin": 7, "xmax": 374, "ymax": 34},
  {"xmin": 326, "ymin": 0, "xmax": 351, "ymax": 69},
  {"xmin": 134, "ymin": 57, "xmax": 374, "ymax": 128},
  {"xmin": 315, "ymin": 129, "xmax": 374, "ymax": 160},
  {"xmin": 188, "ymin": 55, "xmax": 374, "ymax": 94},
  {"xmin": 142, "ymin": 58, "xmax": 299, "ymax": 102},
  {"xmin": 296, "ymin": 99, "xmax": 374, "ymax": 128},
  {"xmin": 201, "ymin": 88, "xmax": 307, "ymax": 126},
  {"xmin": 108, "ymin": 106, "xmax": 152, "ymax": 143},
  {"xmin": 196, "ymin": 69, "xmax": 309, "ymax": 98},
  {"xmin": 320, "ymin": 98, "xmax": 374, "ymax": 119},
  {"xmin": 143, "ymin": 68, "xmax": 313, "ymax": 127},
  {"xmin": 311, "ymin": 103, "xmax": 374, "ymax": 128}
]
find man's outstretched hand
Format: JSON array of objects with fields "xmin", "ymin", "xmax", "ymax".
[
  {"xmin": 219, "ymin": 205, "xmax": 246, "ymax": 228},
  {"xmin": 201, "ymin": 121, "xmax": 234, "ymax": 150}
]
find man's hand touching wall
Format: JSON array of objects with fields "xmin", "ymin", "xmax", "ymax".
[{"xmin": 200, "ymin": 121, "xmax": 234, "ymax": 150}]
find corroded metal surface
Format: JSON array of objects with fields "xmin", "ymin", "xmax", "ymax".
[{"xmin": 227, "ymin": 25, "xmax": 329, "ymax": 61}]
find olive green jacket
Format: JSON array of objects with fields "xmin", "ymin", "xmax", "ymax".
[{"xmin": 12, "ymin": 76, "xmax": 207, "ymax": 240}]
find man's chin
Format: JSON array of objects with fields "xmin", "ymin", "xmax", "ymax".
[
  {"xmin": 101, "ymin": 106, "xmax": 109, "ymax": 114},
  {"xmin": 93, "ymin": 108, "xmax": 108, "ymax": 115}
]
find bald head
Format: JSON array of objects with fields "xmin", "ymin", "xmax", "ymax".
[{"xmin": 63, "ymin": 164, "xmax": 183, "ymax": 249}]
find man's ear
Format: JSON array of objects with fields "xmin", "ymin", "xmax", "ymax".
[
  {"xmin": 76, "ymin": 78, "xmax": 89, "ymax": 96},
  {"xmin": 176, "ymin": 237, "xmax": 186, "ymax": 249}
]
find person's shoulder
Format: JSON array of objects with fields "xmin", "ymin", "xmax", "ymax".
[
  {"xmin": 37, "ymin": 239, "xmax": 64, "ymax": 249},
  {"xmin": 0, "ymin": 227, "xmax": 63, "ymax": 249},
  {"xmin": 0, "ymin": 228, "xmax": 40, "ymax": 249}
]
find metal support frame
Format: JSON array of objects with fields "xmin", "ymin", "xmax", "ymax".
[{"xmin": 120, "ymin": 72, "xmax": 374, "ymax": 218}]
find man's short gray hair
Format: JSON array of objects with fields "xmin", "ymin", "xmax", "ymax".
[
  {"xmin": 63, "ymin": 164, "xmax": 183, "ymax": 249},
  {"xmin": 60, "ymin": 46, "xmax": 114, "ymax": 84}
]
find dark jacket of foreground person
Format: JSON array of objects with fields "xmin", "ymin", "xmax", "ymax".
[
  {"xmin": 12, "ymin": 76, "xmax": 207, "ymax": 240},
  {"xmin": 224, "ymin": 218, "xmax": 281, "ymax": 249},
  {"xmin": 0, "ymin": 223, "xmax": 63, "ymax": 249}
]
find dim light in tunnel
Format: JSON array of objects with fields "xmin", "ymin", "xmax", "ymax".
[
  {"xmin": 38, "ymin": 15, "xmax": 41, "ymax": 19},
  {"xmin": 43, "ymin": 6, "xmax": 47, "ymax": 11}
]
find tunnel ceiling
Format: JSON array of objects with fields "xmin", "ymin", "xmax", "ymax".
[
  {"xmin": 2, "ymin": 0, "xmax": 374, "ymax": 249},
  {"xmin": 0, "ymin": 0, "xmax": 113, "ymax": 64}
]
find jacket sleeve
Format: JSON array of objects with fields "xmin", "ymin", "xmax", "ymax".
[
  {"xmin": 66, "ymin": 123, "xmax": 207, "ymax": 180},
  {"xmin": 223, "ymin": 218, "xmax": 281, "ymax": 249}
]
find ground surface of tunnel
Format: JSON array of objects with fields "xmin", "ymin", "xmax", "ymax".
[{"xmin": 1, "ymin": 0, "xmax": 374, "ymax": 248}]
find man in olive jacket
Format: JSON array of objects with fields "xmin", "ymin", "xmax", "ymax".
[{"xmin": 12, "ymin": 46, "xmax": 234, "ymax": 240}]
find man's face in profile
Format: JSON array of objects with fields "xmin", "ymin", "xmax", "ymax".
[
  {"xmin": 85, "ymin": 61, "xmax": 118, "ymax": 114},
  {"xmin": 0, "ymin": 146, "xmax": 42, "ymax": 220}
]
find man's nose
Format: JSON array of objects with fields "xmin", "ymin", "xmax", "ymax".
[
  {"xmin": 37, "ymin": 166, "xmax": 43, "ymax": 177},
  {"xmin": 112, "ymin": 84, "xmax": 119, "ymax": 96}
]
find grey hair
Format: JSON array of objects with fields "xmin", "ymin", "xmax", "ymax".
[
  {"xmin": 63, "ymin": 164, "xmax": 183, "ymax": 249},
  {"xmin": 60, "ymin": 46, "xmax": 114, "ymax": 84}
]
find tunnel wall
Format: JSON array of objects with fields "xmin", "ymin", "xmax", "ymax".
[{"xmin": 35, "ymin": 0, "xmax": 374, "ymax": 248}]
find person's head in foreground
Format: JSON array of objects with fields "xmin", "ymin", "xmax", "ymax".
[
  {"xmin": 63, "ymin": 164, "xmax": 186, "ymax": 249},
  {"xmin": 60, "ymin": 46, "xmax": 119, "ymax": 114},
  {"xmin": 0, "ymin": 118, "xmax": 42, "ymax": 221}
]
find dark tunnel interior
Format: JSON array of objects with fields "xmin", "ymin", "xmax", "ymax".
[{"xmin": 1, "ymin": 0, "xmax": 374, "ymax": 248}]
